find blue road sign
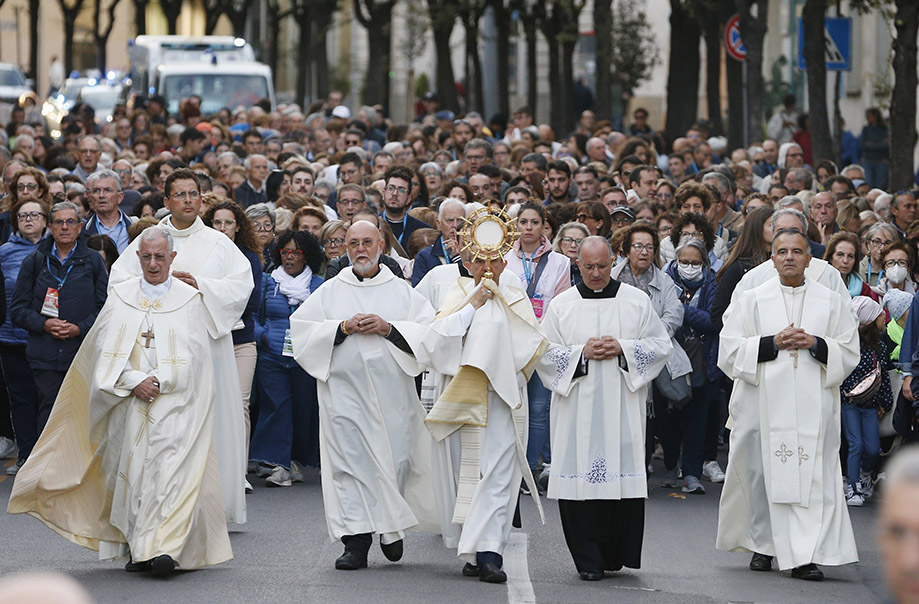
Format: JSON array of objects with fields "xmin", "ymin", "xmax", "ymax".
[{"xmin": 797, "ymin": 17, "xmax": 852, "ymax": 71}]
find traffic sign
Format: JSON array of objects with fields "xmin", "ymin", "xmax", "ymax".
[
  {"xmin": 797, "ymin": 17, "xmax": 852, "ymax": 71},
  {"xmin": 724, "ymin": 14, "xmax": 747, "ymax": 62}
]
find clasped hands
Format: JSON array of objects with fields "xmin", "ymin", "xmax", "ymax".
[
  {"xmin": 585, "ymin": 336, "xmax": 622, "ymax": 360},
  {"xmin": 774, "ymin": 323, "xmax": 816, "ymax": 351},
  {"xmin": 344, "ymin": 313, "xmax": 391, "ymax": 336},
  {"xmin": 42, "ymin": 318, "xmax": 80, "ymax": 340}
]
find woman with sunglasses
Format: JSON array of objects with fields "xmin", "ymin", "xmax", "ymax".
[{"xmin": 250, "ymin": 230, "xmax": 324, "ymax": 487}]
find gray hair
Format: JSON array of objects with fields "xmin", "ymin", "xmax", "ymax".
[
  {"xmin": 49, "ymin": 201, "xmax": 81, "ymax": 221},
  {"xmin": 701, "ymin": 171, "xmax": 731, "ymax": 194},
  {"xmin": 464, "ymin": 138, "xmax": 493, "ymax": 158},
  {"xmin": 789, "ymin": 167, "xmax": 814, "ymax": 191},
  {"xmin": 382, "ymin": 142, "xmax": 403, "ymax": 155},
  {"xmin": 243, "ymin": 154, "xmax": 267, "ymax": 170},
  {"xmin": 675, "ymin": 237, "xmax": 711, "ymax": 270},
  {"xmin": 245, "ymin": 202, "xmax": 275, "ymax": 226},
  {"xmin": 138, "ymin": 226, "xmax": 174, "ymax": 253},
  {"xmin": 865, "ymin": 221, "xmax": 898, "ymax": 242},
  {"xmin": 874, "ymin": 193, "xmax": 893, "ymax": 219},
  {"xmin": 775, "ymin": 195, "xmax": 805, "ymax": 211},
  {"xmin": 771, "ymin": 207, "xmax": 809, "ymax": 233},
  {"xmin": 438, "ymin": 197, "xmax": 466, "ymax": 220},
  {"xmin": 419, "ymin": 161, "xmax": 442, "ymax": 176},
  {"xmin": 86, "ymin": 169, "xmax": 122, "ymax": 192},
  {"xmin": 841, "ymin": 164, "xmax": 866, "ymax": 179},
  {"xmin": 552, "ymin": 221, "xmax": 590, "ymax": 253},
  {"xmin": 77, "ymin": 134, "xmax": 101, "ymax": 150},
  {"xmin": 217, "ymin": 151, "xmax": 241, "ymax": 165},
  {"xmin": 577, "ymin": 235, "xmax": 614, "ymax": 262},
  {"xmin": 885, "ymin": 446, "xmax": 919, "ymax": 489}
]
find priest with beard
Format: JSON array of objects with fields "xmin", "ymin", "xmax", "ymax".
[
  {"xmin": 534, "ymin": 236, "xmax": 672, "ymax": 580},
  {"xmin": 289, "ymin": 220, "xmax": 438, "ymax": 571},
  {"xmin": 107, "ymin": 169, "xmax": 253, "ymax": 525},
  {"xmin": 9, "ymin": 227, "xmax": 231, "ymax": 577},
  {"xmin": 718, "ymin": 228, "xmax": 860, "ymax": 580}
]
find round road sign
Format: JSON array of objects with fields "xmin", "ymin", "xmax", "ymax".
[{"xmin": 725, "ymin": 14, "xmax": 747, "ymax": 62}]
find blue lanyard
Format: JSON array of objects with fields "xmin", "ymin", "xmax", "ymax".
[
  {"xmin": 46, "ymin": 257, "xmax": 74, "ymax": 289},
  {"xmin": 867, "ymin": 261, "xmax": 884, "ymax": 284},
  {"xmin": 441, "ymin": 239, "xmax": 451, "ymax": 262},
  {"xmin": 393, "ymin": 214, "xmax": 408, "ymax": 245},
  {"xmin": 522, "ymin": 249, "xmax": 539, "ymax": 284}
]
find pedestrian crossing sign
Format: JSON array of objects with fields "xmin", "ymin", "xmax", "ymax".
[{"xmin": 797, "ymin": 17, "xmax": 852, "ymax": 71}]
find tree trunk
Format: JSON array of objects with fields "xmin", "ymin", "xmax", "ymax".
[
  {"xmin": 28, "ymin": 0, "xmax": 39, "ymax": 81},
  {"xmin": 364, "ymin": 18, "xmax": 390, "ymax": 106},
  {"xmin": 523, "ymin": 16, "xmax": 537, "ymax": 114},
  {"xmin": 802, "ymin": 0, "xmax": 832, "ymax": 162},
  {"xmin": 296, "ymin": 12, "xmax": 313, "ymax": 106},
  {"xmin": 560, "ymin": 37, "xmax": 576, "ymax": 134},
  {"xmin": 491, "ymin": 0, "xmax": 510, "ymax": 116},
  {"xmin": 543, "ymin": 30, "xmax": 561, "ymax": 131},
  {"xmin": 58, "ymin": 0, "xmax": 86, "ymax": 75},
  {"xmin": 725, "ymin": 52, "xmax": 744, "ymax": 150},
  {"xmin": 429, "ymin": 6, "xmax": 460, "ymax": 112},
  {"xmin": 736, "ymin": 0, "xmax": 767, "ymax": 145},
  {"xmin": 664, "ymin": 0, "xmax": 700, "ymax": 142},
  {"xmin": 204, "ymin": 0, "xmax": 222, "ymax": 34},
  {"xmin": 702, "ymin": 19, "xmax": 723, "ymax": 135},
  {"xmin": 94, "ymin": 0, "xmax": 122, "ymax": 73},
  {"xmin": 313, "ymin": 15, "xmax": 331, "ymax": 98},
  {"xmin": 133, "ymin": 0, "xmax": 148, "ymax": 34},
  {"xmin": 464, "ymin": 17, "xmax": 483, "ymax": 113},
  {"xmin": 889, "ymin": 0, "xmax": 919, "ymax": 190},
  {"xmin": 593, "ymin": 0, "xmax": 612, "ymax": 121}
]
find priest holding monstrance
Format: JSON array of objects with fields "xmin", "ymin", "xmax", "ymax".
[
  {"xmin": 9, "ymin": 227, "xmax": 231, "ymax": 577},
  {"xmin": 421, "ymin": 205, "xmax": 548, "ymax": 584},
  {"xmin": 717, "ymin": 228, "xmax": 860, "ymax": 580}
]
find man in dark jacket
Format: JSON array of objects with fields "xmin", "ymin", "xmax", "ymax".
[{"xmin": 411, "ymin": 198, "xmax": 465, "ymax": 286}]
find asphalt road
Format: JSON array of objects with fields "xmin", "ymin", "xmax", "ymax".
[{"xmin": 0, "ymin": 455, "xmax": 889, "ymax": 604}]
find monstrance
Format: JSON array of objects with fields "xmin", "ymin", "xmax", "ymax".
[{"xmin": 458, "ymin": 203, "xmax": 519, "ymax": 281}]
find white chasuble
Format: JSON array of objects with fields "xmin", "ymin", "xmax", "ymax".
[
  {"xmin": 420, "ymin": 276, "xmax": 548, "ymax": 562},
  {"xmin": 289, "ymin": 267, "xmax": 439, "ymax": 543},
  {"xmin": 536, "ymin": 284, "xmax": 672, "ymax": 501},
  {"xmin": 108, "ymin": 216, "xmax": 252, "ymax": 524},
  {"xmin": 717, "ymin": 276, "xmax": 860, "ymax": 570},
  {"xmin": 8, "ymin": 278, "xmax": 231, "ymax": 569}
]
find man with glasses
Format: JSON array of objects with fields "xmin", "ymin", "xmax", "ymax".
[
  {"xmin": 108, "ymin": 168, "xmax": 254, "ymax": 528},
  {"xmin": 290, "ymin": 220, "xmax": 438, "ymax": 571},
  {"xmin": 877, "ymin": 447, "xmax": 919, "ymax": 604},
  {"xmin": 461, "ymin": 139, "xmax": 492, "ymax": 179},
  {"xmin": 83, "ymin": 169, "xmax": 138, "ymax": 253},
  {"xmin": 379, "ymin": 165, "xmax": 428, "ymax": 248},
  {"xmin": 336, "ymin": 184, "xmax": 366, "ymax": 223},
  {"xmin": 73, "ymin": 135, "xmax": 102, "ymax": 183},
  {"xmin": 337, "ymin": 153, "xmax": 365, "ymax": 187}
]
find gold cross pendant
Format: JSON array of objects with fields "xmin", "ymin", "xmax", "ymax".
[
  {"xmin": 789, "ymin": 349, "xmax": 798, "ymax": 368},
  {"xmin": 141, "ymin": 329, "xmax": 155, "ymax": 348}
]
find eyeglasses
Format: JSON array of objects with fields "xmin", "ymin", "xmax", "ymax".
[
  {"xmin": 253, "ymin": 222, "xmax": 274, "ymax": 232},
  {"xmin": 385, "ymin": 184, "xmax": 409, "ymax": 196},
  {"xmin": 212, "ymin": 219, "xmax": 236, "ymax": 227},
  {"xmin": 659, "ymin": 225, "xmax": 673, "ymax": 235},
  {"xmin": 347, "ymin": 239, "xmax": 378, "ymax": 250},
  {"xmin": 16, "ymin": 182, "xmax": 38, "ymax": 192},
  {"xmin": 171, "ymin": 190, "xmax": 201, "ymax": 201},
  {"xmin": 561, "ymin": 237, "xmax": 584, "ymax": 245},
  {"xmin": 17, "ymin": 211, "xmax": 43, "ymax": 221},
  {"xmin": 323, "ymin": 237, "xmax": 345, "ymax": 247},
  {"xmin": 885, "ymin": 259, "xmax": 909, "ymax": 269},
  {"xmin": 679, "ymin": 260, "xmax": 703, "ymax": 268},
  {"xmin": 51, "ymin": 219, "xmax": 80, "ymax": 228},
  {"xmin": 630, "ymin": 243, "xmax": 655, "ymax": 253},
  {"xmin": 680, "ymin": 231, "xmax": 704, "ymax": 240},
  {"xmin": 869, "ymin": 238, "xmax": 894, "ymax": 247},
  {"xmin": 279, "ymin": 248, "xmax": 304, "ymax": 258},
  {"xmin": 576, "ymin": 214, "xmax": 592, "ymax": 222}
]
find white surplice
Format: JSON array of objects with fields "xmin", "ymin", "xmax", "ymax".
[
  {"xmin": 289, "ymin": 267, "xmax": 439, "ymax": 544},
  {"xmin": 108, "ymin": 216, "xmax": 252, "ymax": 524},
  {"xmin": 717, "ymin": 276, "xmax": 860, "ymax": 570},
  {"xmin": 8, "ymin": 277, "xmax": 232, "ymax": 569},
  {"xmin": 536, "ymin": 283, "xmax": 672, "ymax": 501},
  {"xmin": 420, "ymin": 276, "xmax": 547, "ymax": 562}
]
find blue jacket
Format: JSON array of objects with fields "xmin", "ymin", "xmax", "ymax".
[
  {"xmin": 665, "ymin": 261, "xmax": 720, "ymax": 382},
  {"xmin": 0, "ymin": 234, "xmax": 42, "ymax": 346},
  {"xmin": 11, "ymin": 238, "xmax": 108, "ymax": 371},
  {"xmin": 232, "ymin": 246, "xmax": 263, "ymax": 346},
  {"xmin": 411, "ymin": 236, "xmax": 453, "ymax": 286},
  {"xmin": 253, "ymin": 272, "xmax": 323, "ymax": 366},
  {"xmin": 82, "ymin": 211, "xmax": 136, "ymax": 252}
]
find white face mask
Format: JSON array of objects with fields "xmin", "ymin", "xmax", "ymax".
[
  {"xmin": 886, "ymin": 265, "xmax": 908, "ymax": 285},
  {"xmin": 678, "ymin": 262, "xmax": 703, "ymax": 282}
]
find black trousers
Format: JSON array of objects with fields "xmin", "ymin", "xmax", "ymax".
[{"xmin": 558, "ymin": 498, "xmax": 644, "ymax": 573}]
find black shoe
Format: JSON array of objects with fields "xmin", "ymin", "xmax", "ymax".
[
  {"xmin": 462, "ymin": 563, "xmax": 480, "ymax": 577},
  {"xmin": 150, "ymin": 555, "xmax": 175, "ymax": 578},
  {"xmin": 478, "ymin": 562, "xmax": 507, "ymax": 584},
  {"xmin": 749, "ymin": 553, "xmax": 773, "ymax": 572},
  {"xmin": 519, "ymin": 479, "xmax": 531, "ymax": 496},
  {"xmin": 335, "ymin": 550, "xmax": 368, "ymax": 570},
  {"xmin": 380, "ymin": 539, "xmax": 403, "ymax": 562},
  {"xmin": 124, "ymin": 558, "xmax": 151, "ymax": 573},
  {"xmin": 791, "ymin": 563, "xmax": 824, "ymax": 581},
  {"xmin": 578, "ymin": 570, "xmax": 603, "ymax": 581}
]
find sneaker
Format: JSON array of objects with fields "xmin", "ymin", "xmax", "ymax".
[
  {"xmin": 5, "ymin": 458, "xmax": 24, "ymax": 476},
  {"xmin": 519, "ymin": 479, "xmax": 531, "ymax": 496},
  {"xmin": 265, "ymin": 466, "xmax": 292, "ymax": 487},
  {"xmin": 845, "ymin": 483, "xmax": 864, "ymax": 507},
  {"xmin": 255, "ymin": 462, "xmax": 273, "ymax": 478},
  {"xmin": 660, "ymin": 469, "xmax": 680, "ymax": 488},
  {"xmin": 244, "ymin": 479, "xmax": 253, "ymax": 494},
  {"xmin": 247, "ymin": 460, "xmax": 257, "ymax": 474},
  {"xmin": 537, "ymin": 464, "xmax": 550, "ymax": 492},
  {"xmin": 646, "ymin": 463, "xmax": 654, "ymax": 476},
  {"xmin": 652, "ymin": 443, "xmax": 664, "ymax": 460},
  {"xmin": 290, "ymin": 460, "xmax": 304, "ymax": 483},
  {"xmin": 702, "ymin": 460, "xmax": 726, "ymax": 483},
  {"xmin": 858, "ymin": 471, "xmax": 874, "ymax": 500},
  {"xmin": 681, "ymin": 475, "xmax": 706, "ymax": 494},
  {"xmin": 0, "ymin": 437, "xmax": 18, "ymax": 460}
]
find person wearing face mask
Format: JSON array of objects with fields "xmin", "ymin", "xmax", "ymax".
[
  {"xmin": 872, "ymin": 242, "xmax": 916, "ymax": 297},
  {"xmin": 663, "ymin": 237, "xmax": 719, "ymax": 494}
]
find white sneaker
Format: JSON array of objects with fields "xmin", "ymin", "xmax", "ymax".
[
  {"xmin": 702, "ymin": 460, "xmax": 725, "ymax": 483},
  {"xmin": 845, "ymin": 483, "xmax": 864, "ymax": 507},
  {"xmin": 244, "ymin": 479, "xmax": 253, "ymax": 494},
  {"xmin": 290, "ymin": 460, "xmax": 304, "ymax": 483},
  {"xmin": 0, "ymin": 437, "xmax": 18, "ymax": 460},
  {"xmin": 265, "ymin": 466, "xmax": 292, "ymax": 487},
  {"xmin": 858, "ymin": 471, "xmax": 875, "ymax": 500}
]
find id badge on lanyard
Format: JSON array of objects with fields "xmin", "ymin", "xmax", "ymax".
[
  {"xmin": 282, "ymin": 329, "xmax": 295, "ymax": 357},
  {"xmin": 41, "ymin": 288, "xmax": 60, "ymax": 318},
  {"xmin": 529, "ymin": 295, "xmax": 544, "ymax": 319}
]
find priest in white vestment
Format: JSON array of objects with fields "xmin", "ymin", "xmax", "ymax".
[
  {"xmin": 420, "ymin": 251, "xmax": 548, "ymax": 584},
  {"xmin": 536, "ymin": 237, "xmax": 672, "ymax": 581},
  {"xmin": 717, "ymin": 229, "xmax": 860, "ymax": 580},
  {"xmin": 8, "ymin": 228, "xmax": 232, "ymax": 576},
  {"xmin": 107, "ymin": 169, "xmax": 252, "ymax": 525},
  {"xmin": 290, "ymin": 221, "xmax": 438, "ymax": 571}
]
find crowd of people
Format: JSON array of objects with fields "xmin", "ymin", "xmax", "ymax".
[{"xmin": 0, "ymin": 89, "xmax": 918, "ymax": 591}]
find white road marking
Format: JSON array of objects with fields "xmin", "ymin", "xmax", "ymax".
[{"xmin": 505, "ymin": 532, "xmax": 537, "ymax": 604}]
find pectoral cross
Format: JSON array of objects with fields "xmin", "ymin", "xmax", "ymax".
[
  {"xmin": 790, "ymin": 349, "xmax": 798, "ymax": 368},
  {"xmin": 141, "ymin": 328, "xmax": 155, "ymax": 348}
]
